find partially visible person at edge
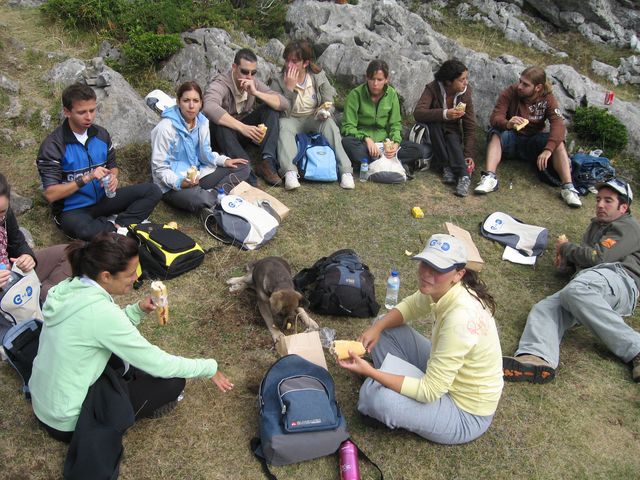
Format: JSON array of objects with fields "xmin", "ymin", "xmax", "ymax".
[
  {"xmin": 151, "ymin": 81, "xmax": 250, "ymax": 220},
  {"xmin": 0, "ymin": 173, "xmax": 70, "ymax": 305},
  {"xmin": 503, "ymin": 178, "xmax": 640, "ymax": 384},
  {"xmin": 269, "ymin": 39, "xmax": 355, "ymax": 191},
  {"xmin": 413, "ymin": 59, "xmax": 476, "ymax": 197},
  {"xmin": 338, "ymin": 234, "xmax": 503, "ymax": 444},
  {"xmin": 36, "ymin": 83, "xmax": 162, "ymax": 241},
  {"xmin": 473, "ymin": 66, "xmax": 582, "ymax": 208},
  {"xmin": 202, "ymin": 48, "xmax": 289, "ymax": 187},
  {"xmin": 29, "ymin": 233, "xmax": 233, "ymax": 443},
  {"xmin": 341, "ymin": 59, "xmax": 430, "ymax": 180}
]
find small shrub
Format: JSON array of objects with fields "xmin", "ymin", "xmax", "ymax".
[
  {"xmin": 572, "ymin": 106, "xmax": 628, "ymax": 156},
  {"xmin": 122, "ymin": 30, "xmax": 183, "ymax": 70}
]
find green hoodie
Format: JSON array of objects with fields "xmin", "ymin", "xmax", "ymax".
[{"xmin": 29, "ymin": 277, "xmax": 218, "ymax": 432}]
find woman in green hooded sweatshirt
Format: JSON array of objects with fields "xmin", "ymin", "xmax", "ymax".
[{"xmin": 29, "ymin": 232, "xmax": 233, "ymax": 442}]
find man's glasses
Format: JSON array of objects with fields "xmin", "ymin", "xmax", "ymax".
[{"xmin": 239, "ymin": 67, "xmax": 257, "ymax": 76}]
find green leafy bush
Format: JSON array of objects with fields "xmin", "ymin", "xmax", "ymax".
[
  {"xmin": 572, "ymin": 106, "xmax": 628, "ymax": 156},
  {"xmin": 122, "ymin": 30, "xmax": 183, "ymax": 70}
]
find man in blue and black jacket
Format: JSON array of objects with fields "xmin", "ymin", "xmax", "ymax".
[{"xmin": 37, "ymin": 83, "xmax": 161, "ymax": 240}]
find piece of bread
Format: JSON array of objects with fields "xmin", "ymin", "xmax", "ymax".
[
  {"xmin": 558, "ymin": 234, "xmax": 568, "ymax": 242},
  {"xmin": 383, "ymin": 138, "xmax": 395, "ymax": 153},
  {"xmin": 331, "ymin": 340, "xmax": 366, "ymax": 360},
  {"xmin": 151, "ymin": 281, "xmax": 169, "ymax": 325},
  {"xmin": 186, "ymin": 166, "xmax": 199, "ymax": 182},
  {"xmin": 454, "ymin": 102, "xmax": 466, "ymax": 112},
  {"xmin": 514, "ymin": 119, "xmax": 529, "ymax": 131}
]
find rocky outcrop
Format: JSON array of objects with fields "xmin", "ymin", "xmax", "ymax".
[
  {"xmin": 44, "ymin": 57, "xmax": 158, "ymax": 147},
  {"xmin": 158, "ymin": 28, "xmax": 282, "ymax": 92},
  {"xmin": 520, "ymin": 0, "xmax": 640, "ymax": 50}
]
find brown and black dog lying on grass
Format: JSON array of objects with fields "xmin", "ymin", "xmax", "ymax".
[{"xmin": 227, "ymin": 257, "xmax": 319, "ymax": 342}]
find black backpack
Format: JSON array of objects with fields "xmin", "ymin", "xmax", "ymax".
[
  {"xmin": 293, "ymin": 249, "xmax": 380, "ymax": 318},
  {"xmin": 2, "ymin": 318, "xmax": 42, "ymax": 399},
  {"xmin": 128, "ymin": 223, "xmax": 205, "ymax": 280}
]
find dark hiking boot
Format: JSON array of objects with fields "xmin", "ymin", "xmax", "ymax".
[
  {"xmin": 254, "ymin": 160, "xmax": 281, "ymax": 186},
  {"xmin": 442, "ymin": 167, "xmax": 456, "ymax": 185},
  {"xmin": 503, "ymin": 354, "xmax": 556, "ymax": 384},
  {"xmin": 455, "ymin": 176, "xmax": 471, "ymax": 197}
]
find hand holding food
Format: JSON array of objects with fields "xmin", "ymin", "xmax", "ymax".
[
  {"xmin": 151, "ymin": 281, "xmax": 169, "ymax": 325},
  {"xmin": 331, "ymin": 340, "xmax": 367, "ymax": 360},
  {"xmin": 186, "ymin": 166, "xmax": 199, "ymax": 183}
]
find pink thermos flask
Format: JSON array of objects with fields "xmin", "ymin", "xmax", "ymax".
[{"xmin": 339, "ymin": 439, "xmax": 361, "ymax": 480}]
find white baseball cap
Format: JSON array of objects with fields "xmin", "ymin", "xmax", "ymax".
[
  {"xmin": 412, "ymin": 234, "xmax": 468, "ymax": 272},
  {"xmin": 596, "ymin": 178, "xmax": 633, "ymax": 204}
]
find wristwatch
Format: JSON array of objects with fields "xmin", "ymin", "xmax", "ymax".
[{"xmin": 74, "ymin": 175, "xmax": 85, "ymax": 188}]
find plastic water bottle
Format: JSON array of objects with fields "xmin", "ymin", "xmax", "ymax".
[
  {"xmin": 102, "ymin": 174, "xmax": 116, "ymax": 198},
  {"xmin": 359, "ymin": 159, "xmax": 369, "ymax": 182},
  {"xmin": 216, "ymin": 188, "xmax": 226, "ymax": 204},
  {"xmin": 0, "ymin": 263, "xmax": 21, "ymax": 292},
  {"xmin": 385, "ymin": 270, "xmax": 400, "ymax": 310},
  {"xmin": 339, "ymin": 439, "xmax": 361, "ymax": 480}
]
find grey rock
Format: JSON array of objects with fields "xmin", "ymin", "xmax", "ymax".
[
  {"xmin": 591, "ymin": 60, "xmax": 620, "ymax": 85},
  {"xmin": 7, "ymin": 0, "xmax": 46, "ymax": 6},
  {"xmin": 0, "ymin": 128, "xmax": 13, "ymax": 143},
  {"xmin": 5, "ymin": 97, "xmax": 21, "ymax": 119},
  {"xmin": 0, "ymin": 73, "xmax": 20, "ymax": 93},
  {"xmin": 10, "ymin": 192, "xmax": 32, "ymax": 216},
  {"xmin": 44, "ymin": 57, "xmax": 158, "ymax": 147},
  {"xmin": 18, "ymin": 138, "xmax": 36, "ymax": 149},
  {"xmin": 40, "ymin": 109, "xmax": 52, "ymax": 130},
  {"xmin": 18, "ymin": 227, "xmax": 35, "ymax": 249},
  {"xmin": 259, "ymin": 39, "xmax": 285, "ymax": 64},
  {"xmin": 159, "ymin": 28, "xmax": 280, "ymax": 92},
  {"xmin": 98, "ymin": 41, "xmax": 122, "ymax": 62}
]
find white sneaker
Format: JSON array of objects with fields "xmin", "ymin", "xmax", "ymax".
[
  {"xmin": 340, "ymin": 173, "xmax": 355, "ymax": 190},
  {"xmin": 474, "ymin": 173, "xmax": 498, "ymax": 194},
  {"xmin": 561, "ymin": 187, "xmax": 582, "ymax": 208},
  {"xmin": 284, "ymin": 171, "xmax": 300, "ymax": 191}
]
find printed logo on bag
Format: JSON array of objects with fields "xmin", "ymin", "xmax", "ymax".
[
  {"xmin": 12, "ymin": 285, "xmax": 34, "ymax": 306},
  {"xmin": 291, "ymin": 418, "xmax": 322, "ymax": 427},
  {"xmin": 489, "ymin": 219, "xmax": 504, "ymax": 231}
]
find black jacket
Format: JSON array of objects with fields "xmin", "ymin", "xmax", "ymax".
[{"xmin": 5, "ymin": 207, "xmax": 36, "ymax": 265}]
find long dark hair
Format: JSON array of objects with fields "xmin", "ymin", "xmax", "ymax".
[
  {"xmin": 460, "ymin": 270, "xmax": 496, "ymax": 315},
  {"xmin": 0, "ymin": 172, "xmax": 10, "ymax": 199},
  {"xmin": 66, "ymin": 232, "xmax": 139, "ymax": 280}
]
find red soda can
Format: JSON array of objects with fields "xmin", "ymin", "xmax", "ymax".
[{"xmin": 604, "ymin": 91, "xmax": 615, "ymax": 105}]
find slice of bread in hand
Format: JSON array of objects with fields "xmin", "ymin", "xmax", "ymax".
[
  {"xmin": 331, "ymin": 340, "xmax": 366, "ymax": 360},
  {"xmin": 514, "ymin": 119, "xmax": 529, "ymax": 131}
]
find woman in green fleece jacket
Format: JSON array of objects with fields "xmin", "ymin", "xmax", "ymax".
[
  {"xmin": 341, "ymin": 59, "xmax": 428, "ymax": 173},
  {"xmin": 29, "ymin": 233, "xmax": 232, "ymax": 442}
]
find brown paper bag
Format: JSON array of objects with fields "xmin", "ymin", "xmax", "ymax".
[
  {"xmin": 444, "ymin": 222, "xmax": 485, "ymax": 272},
  {"xmin": 275, "ymin": 330, "xmax": 328, "ymax": 370},
  {"xmin": 229, "ymin": 181, "xmax": 290, "ymax": 220}
]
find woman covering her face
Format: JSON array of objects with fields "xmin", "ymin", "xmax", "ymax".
[
  {"xmin": 150, "ymin": 81, "xmax": 250, "ymax": 215},
  {"xmin": 339, "ymin": 234, "xmax": 503, "ymax": 445}
]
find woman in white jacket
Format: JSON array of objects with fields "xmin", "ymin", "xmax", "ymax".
[{"xmin": 151, "ymin": 81, "xmax": 250, "ymax": 213}]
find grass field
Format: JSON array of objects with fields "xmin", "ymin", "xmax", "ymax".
[{"xmin": 1, "ymin": 4, "xmax": 640, "ymax": 480}]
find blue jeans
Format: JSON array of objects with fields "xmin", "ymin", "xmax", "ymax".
[{"xmin": 488, "ymin": 128, "xmax": 549, "ymax": 162}]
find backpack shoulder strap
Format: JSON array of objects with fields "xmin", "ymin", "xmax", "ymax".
[
  {"xmin": 352, "ymin": 439, "xmax": 384, "ymax": 479},
  {"xmin": 292, "ymin": 133, "xmax": 311, "ymax": 167},
  {"xmin": 250, "ymin": 437, "xmax": 278, "ymax": 480}
]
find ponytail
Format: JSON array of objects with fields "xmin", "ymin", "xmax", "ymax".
[
  {"xmin": 460, "ymin": 270, "xmax": 496, "ymax": 315},
  {"xmin": 65, "ymin": 232, "xmax": 139, "ymax": 280}
]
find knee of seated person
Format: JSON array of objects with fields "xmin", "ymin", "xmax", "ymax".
[{"xmin": 558, "ymin": 279, "xmax": 592, "ymax": 305}]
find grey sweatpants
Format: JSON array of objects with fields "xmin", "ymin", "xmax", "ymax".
[
  {"xmin": 516, "ymin": 263, "xmax": 640, "ymax": 367},
  {"xmin": 358, "ymin": 325, "xmax": 493, "ymax": 445},
  {"xmin": 277, "ymin": 116, "xmax": 353, "ymax": 175}
]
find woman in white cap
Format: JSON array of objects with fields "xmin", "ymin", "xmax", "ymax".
[{"xmin": 339, "ymin": 234, "xmax": 503, "ymax": 444}]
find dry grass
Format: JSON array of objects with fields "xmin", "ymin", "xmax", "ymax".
[{"xmin": 2, "ymin": 4, "xmax": 640, "ymax": 480}]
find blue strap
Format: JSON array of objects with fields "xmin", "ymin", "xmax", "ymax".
[{"xmin": 292, "ymin": 133, "xmax": 310, "ymax": 167}]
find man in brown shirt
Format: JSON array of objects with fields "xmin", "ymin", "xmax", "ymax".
[
  {"xmin": 203, "ymin": 49, "xmax": 289, "ymax": 186},
  {"xmin": 474, "ymin": 66, "xmax": 581, "ymax": 208}
]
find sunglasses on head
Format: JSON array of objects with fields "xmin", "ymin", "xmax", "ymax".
[{"xmin": 239, "ymin": 67, "xmax": 257, "ymax": 76}]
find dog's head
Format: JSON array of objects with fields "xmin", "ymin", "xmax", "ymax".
[{"xmin": 269, "ymin": 290, "xmax": 309, "ymax": 330}]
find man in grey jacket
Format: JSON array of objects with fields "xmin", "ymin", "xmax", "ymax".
[
  {"xmin": 503, "ymin": 178, "xmax": 640, "ymax": 383},
  {"xmin": 203, "ymin": 49, "xmax": 289, "ymax": 186}
]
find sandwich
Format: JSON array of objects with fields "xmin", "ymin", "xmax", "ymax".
[
  {"xmin": 514, "ymin": 119, "xmax": 529, "ymax": 131},
  {"xmin": 186, "ymin": 166, "xmax": 199, "ymax": 182},
  {"xmin": 151, "ymin": 281, "xmax": 169, "ymax": 325},
  {"xmin": 454, "ymin": 102, "xmax": 466, "ymax": 112}
]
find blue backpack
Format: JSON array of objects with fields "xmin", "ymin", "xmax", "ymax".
[
  {"xmin": 292, "ymin": 133, "xmax": 339, "ymax": 182},
  {"xmin": 571, "ymin": 153, "xmax": 615, "ymax": 196},
  {"xmin": 252, "ymin": 354, "xmax": 349, "ymax": 467}
]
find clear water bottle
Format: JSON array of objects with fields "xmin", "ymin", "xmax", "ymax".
[
  {"xmin": 102, "ymin": 174, "xmax": 116, "ymax": 198},
  {"xmin": 216, "ymin": 188, "xmax": 226, "ymax": 204},
  {"xmin": 339, "ymin": 439, "xmax": 361, "ymax": 480},
  {"xmin": 385, "ymin": 270, "xmax": 400, "ymax": 310},
  {"xmin": 0, "ymin": 263, "xmax": 21, "ymax": 292},
  {"xmin": 359, "ymin": 159, "xmax": 369, "ymax": 182}
]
